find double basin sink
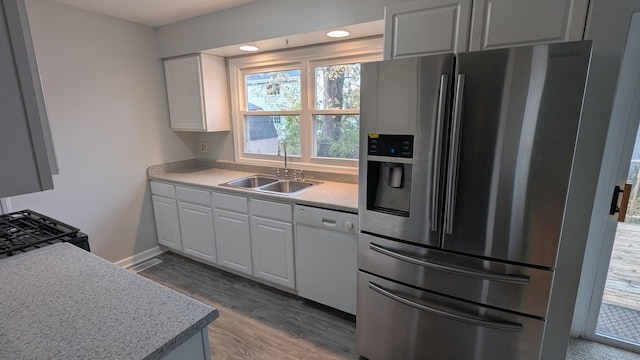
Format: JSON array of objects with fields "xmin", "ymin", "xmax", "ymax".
[{"xmin": 221, "ymin": 175, "xmax": 321, "ymax": 195}]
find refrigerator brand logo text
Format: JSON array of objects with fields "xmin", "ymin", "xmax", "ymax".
[{"xmin": 549, "ymin": 52, "xmax": 580, "ymax": 58}]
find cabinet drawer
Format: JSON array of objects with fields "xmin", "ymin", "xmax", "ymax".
[
  {"xmin": 252, "ymin": 199, "xmax": 292, "ymax": 222},
  {"xmin": 150, "ymin": 181, "xmax": 175, "ymax": 198},
  {"xmin": 212, "ymin": 192, "xmax": 248, "ymax": 213},
  {"xmin": 359, "ymin": 233, "xmax": 553, "ymax": 318},
  {"xmin": 176, "ymin": 186, "xmax": 212, "ymax": 206}
]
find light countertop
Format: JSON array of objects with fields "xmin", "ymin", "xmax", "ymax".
[
  {"xmin": 147, "ymin": 161, "xmax": 359, "ymax": 213},
  {"xmin": 0, "ymin": 243, "xmax": 217, "ymax": 360}
]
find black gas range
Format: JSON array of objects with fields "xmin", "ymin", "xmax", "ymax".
[{"xmin": 0, "ymin": 210, "xmax": 90, "ymax": 259}]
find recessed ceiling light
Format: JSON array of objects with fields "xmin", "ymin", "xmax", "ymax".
[
  {"xmin": 326, "ymin": 30, "xmax": 350, "ymax": 38},
  {"xmin": 239, "ymin": 45, "xmax": 259, "ymax": 52}
]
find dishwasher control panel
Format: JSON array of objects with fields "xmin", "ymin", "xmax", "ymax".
[{"xmin": 294, "ymin": 205, "xmax": 358, "ymax": 233}]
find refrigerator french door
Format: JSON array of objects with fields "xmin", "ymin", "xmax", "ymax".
[{"xmin": 357, "ymin": 41, "xmax": 592, "ymax": 360}]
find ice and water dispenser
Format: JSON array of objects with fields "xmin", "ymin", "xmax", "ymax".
[{"xmin": 366, "ymin": 134, "xmax": 414, "ymax": 217}]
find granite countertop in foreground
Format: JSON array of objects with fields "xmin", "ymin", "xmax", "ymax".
[
  {"xmin": 147, "ymin": 159, "xmax": 359, "ymax": 213},
  {"xmin": 0, "ymin": 243, "xmax": 218, "ymax": 360}
]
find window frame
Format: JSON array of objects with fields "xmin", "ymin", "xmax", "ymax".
[{"xmin": 228, "ymin": 37, "xmax": 382, "ymax": 171}]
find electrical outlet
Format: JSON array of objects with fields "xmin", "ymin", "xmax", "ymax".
[{"xmin": 200, "ymin": 142, "xmax": 208, "ymax": 153}]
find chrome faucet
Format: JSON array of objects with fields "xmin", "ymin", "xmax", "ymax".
[{"xmin": 278, "ymin": 143, "xmax": 289, "ymax": 178}]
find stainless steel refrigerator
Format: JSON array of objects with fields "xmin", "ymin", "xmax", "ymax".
[{"xmin": 357, "ymin": 41, "xmax": 592, "ymax": 360}]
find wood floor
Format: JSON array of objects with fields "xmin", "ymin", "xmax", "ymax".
[
  {"xmin": 138, "ymin": 251, "xmax": 635, "ymax": 360},
  {"xmin": 138, "ymin": 252, "xmax": 357, "ymax": 360},
  {"xmin": 603, "ymin": 222, "xmax": 640, "ymax": 311}
]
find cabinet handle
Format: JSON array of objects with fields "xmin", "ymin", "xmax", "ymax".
[
  {"xmin": 369, "ymin": 282, "xmax": 523, "ymax": 332},
  {"xmin": 370, "ymin": 243, "xmax": 529, "ymax": 285}
]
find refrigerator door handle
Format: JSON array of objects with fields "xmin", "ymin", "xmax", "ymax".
[
  {"xmin": 368, "ymin": 282, "xmax": 523, "ymax": 332},
  {"xmin": 370, "ymin": 243, "xmax": 530, "ymax": 285},
  {"xmin": 430, "ymin": 75, "xmax": 449, "ymax": 232},
  {"xmin": 444, "ymin": 74, "xmax": 465, "ymax": 234}
]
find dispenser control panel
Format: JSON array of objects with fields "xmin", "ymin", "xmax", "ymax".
[{"xmin": 367, "ymin": 134, "xmax": 414, "ymax": 158}]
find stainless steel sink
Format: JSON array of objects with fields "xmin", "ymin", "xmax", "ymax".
[
  {"xmin": 220, "ymin": 175, "xmax": 320, "ymax": 195},
  {"xmin": 259, "ymin": 180, "xmax": 317, "ymax": 194},
  {"xmin": 222, "ymin": 175, "xmax": 278, "ymax": 188}
]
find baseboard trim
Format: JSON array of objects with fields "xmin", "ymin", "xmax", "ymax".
[{"xmin": 115, "ymin": 246, "xmax": 166, "ymax": 269}]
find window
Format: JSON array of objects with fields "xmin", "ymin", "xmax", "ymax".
[{"xmin": 229, "ymin": 38, "xmax": 382, "ymax": 169}]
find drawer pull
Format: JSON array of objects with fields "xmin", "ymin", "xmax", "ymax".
[
  {"xmin": 368, "ymin": 282, "xmax": 523, "ymax": 332},
  {"xmin": 369, "ymin": 243, "xmax": 529, "ymax": 285}
]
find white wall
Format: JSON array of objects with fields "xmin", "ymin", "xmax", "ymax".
[
  {"xmin": 9, "ymin": 1, "xmax": 196, "ymax": 262},
  {"xmin": 163, "ymin": 0, "xmax": 396, "ymax": 163},
  {"xmin": 156, "ymin": 0, "xmax": 409, "ymax": 58}
]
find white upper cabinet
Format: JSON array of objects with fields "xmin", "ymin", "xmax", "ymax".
[
  {"xmin": 384, "ymin": 0, "xmax": 590, "ymax": 59},
  {"xmin": 468, "ymin": 0, "xmax": 590, "ymax": 51},
  {"xmin": 164, "ymin": 54, "xmax": 230, "ymax": 132},
  {"xmin": 0, "ymin": 0, "xmax": 56, "ymax": 198},
  {"xmin": 384, "ymin": 0, "xmax": 472, "ymax": 59}
]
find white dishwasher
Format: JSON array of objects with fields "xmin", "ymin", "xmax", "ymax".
[{"xmin": 294, "ymin": 205, "xmax": 358, "ymax": 315}]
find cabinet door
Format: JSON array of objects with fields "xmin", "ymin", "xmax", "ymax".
[
  {"xmin": 152, "ymin": 195, "xmax": 182, "ymax": 251},
  {"xmin": 164, "ymin": 55, "xmax": 206, "ymax": 131},
  {"xmin": 178, "ymin": 201, "xmax": 216, "ymax": 263},
  {"xmin": 469, "ymin": 0, "xmax": 589, "ymax": 51},
  {"xmin": 213, "ymin": 209, "xmax": 252, "ymax": 274},
  {"xmin": 250, "ymin": 216, "xmax": 294, "ymax": 289},
  {"xmin": 164, "ymin": 54, "xmax": 230, "ymax": 132},
  {"xmin": 384, "ymin": 0, "xmax": 472, "ymax": 59},
  {"xmin": 200, "ymin": 54, "xmax": 230, "ymax": 132},
  {"xmin": 0, "ymin": 0, "xmax": 54, "ymax": 198}
]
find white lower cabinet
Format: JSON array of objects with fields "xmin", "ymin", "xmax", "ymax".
[
  {"xmin": 151, "ymin": 195, "xmax": 182, "ymax": 251},
  {"xmin": 150, "ymin": 180, "xmax": 353, "ymax": 312},
  {"xmin": 178, "ymin": 201, "xmax": 216, "ymax": 263},
  {"xmin": 150, "ymin": 182, "xmax": 182, "ymax": 251},
  {"xmin": 250, "ymin": 216, "xmax": 294, "ymax": 289},
  {"xmin": 250, "ymin": 199, "xmax": 295, "ymax": 289},
  {"xmin": 213, "ymin": 208, "xmax": 252, "ymax": 275}
]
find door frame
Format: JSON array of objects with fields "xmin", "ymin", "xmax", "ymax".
[{"xmin": 579, "ymin": 11, "xmax": 640, "ymax": 352}]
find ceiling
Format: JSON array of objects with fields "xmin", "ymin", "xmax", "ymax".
[
  {"xmin": 50, "ymin": 0, "xmax": 261, "ymax": 27},
  {"xmin": 47, "ymin": 0, "xmax": 384, "ymax": 57},
  {"xmin": 204, "ymin": 20, "xmax": 383, "ymax": 57}
]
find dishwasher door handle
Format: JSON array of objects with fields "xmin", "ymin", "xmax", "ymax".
[{"xmin": 321, "ymin": 218, "xmax": 337, "ymax": 227}]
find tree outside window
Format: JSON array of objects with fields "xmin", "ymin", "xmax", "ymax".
[{"xmin": 314, "ymin": 63, "xmax": 361, "ymax": 159}]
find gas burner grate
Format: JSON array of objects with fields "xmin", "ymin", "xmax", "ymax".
[{"xmin": 0, "ymin": 210, "xmax": 80, "ymax": 257}]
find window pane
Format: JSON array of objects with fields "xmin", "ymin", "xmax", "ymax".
[
  {"xmin": 313, "ymin": 114, "xmax": 359, "ymax": 159},
  {"xmin": 315, "ymin": 63, "xmax": 361, "ymax": 110},
  {"xmin": 244, "ymin": 115, "xmax": 300, "ymax": 155},
  {"xmin": 245, "ymin": 70, "xmax": 301, "ymax": 111}
]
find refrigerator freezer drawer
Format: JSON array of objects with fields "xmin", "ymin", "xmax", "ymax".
[
  {"xmin": 356, "ymin": 271, "xmax": 545, "ymax": 360},
  {"xmin": 358, "ymin": 232, "xmax": 553, "ymax": 318}
]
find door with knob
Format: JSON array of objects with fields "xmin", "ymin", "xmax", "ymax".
[{"xmin": 582, "ymin": 12, "xmax": 640, "ymax": 353}]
